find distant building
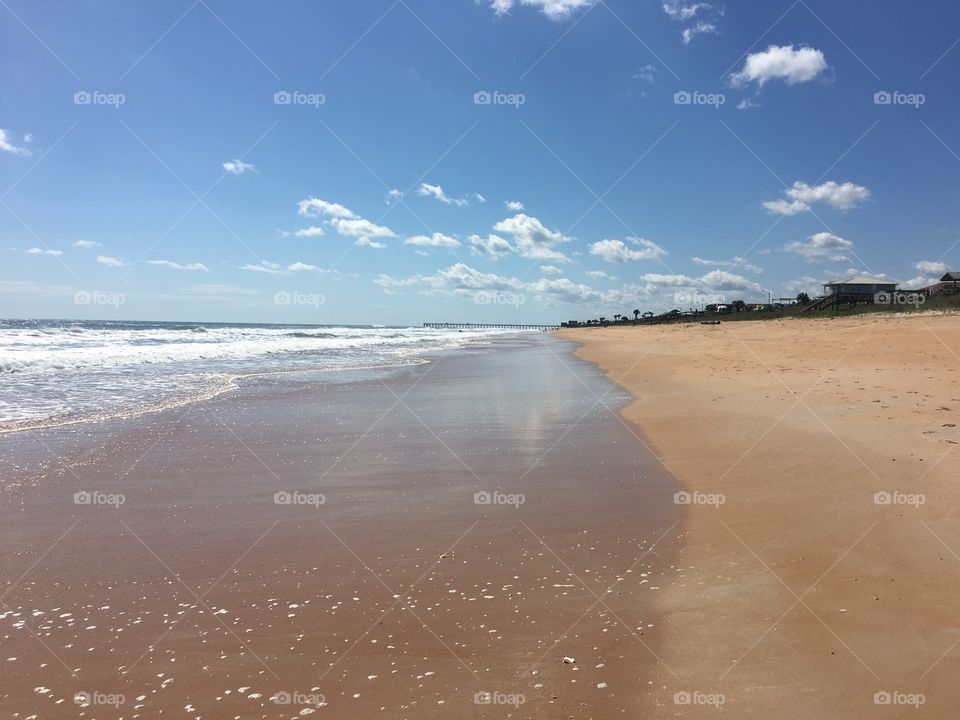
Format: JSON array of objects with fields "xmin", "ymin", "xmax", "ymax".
[{"xmin": 823, "ymin": 277, "xmax": 898, "ymax": 297}]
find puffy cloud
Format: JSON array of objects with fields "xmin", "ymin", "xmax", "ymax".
[
  {"xmin": 487, "ymin": 0, "xmax": 594, "ymax": 20},
  {"xmin": 682, "ymin": 21, "xmax": 717, "ymax": 45},
  {"xmin": 25, "ymin": 247, "xmax": 62, "ymax": 256},
  {"xmin": 297, "ymin": 198, "xmax": 356, "ymax": 218},
  {"xmin": 404, "ymin": 232, "xmax": 461, "ymax": 248},
  {"xmin": 764, "ymin": 180, "xmax": 870, "ymax": 215},
  {"xmin": 691, "ymin": 256, "xmax": 763, "ymax": 274},
  {"xmin": 96, "ymin": 255, "xmax": 126, "ymax": 267},
  {"xmin": 540, "ymin": 265, "xmax": 564, "ymax": 275},
  {"xmin": 417, "ymin": 183, "xmax": 469, "ymax": 207},
  {"xmin": 493, "ymin": 213, "xmax": 571, "ymax": 262},
  {"xmin": 293, "ymin": 226, "xmax": 325, "ymax": 237},
  {"xmin": 783, "ymin": 232, "xmax": 854, "ymax": 262},
  {"xmin": 905, "ymin": 260, "xmax": 949, "ymax": 289},
  {"xmin": 505, "ymin": 200, "xmax": 525, "ymax": 212},
  {"xmin": 784, "ymin": 275, "xmax": 824, "ymax": 297},
  {"xmin": 223, "ymin": 159, "xmax": 256, "ymax": 175},
  {"xmin": 0, "ymin": 128, "xmax": 31, "ymax": 156},
  {"xmin": 730, "ymin": 45, "xmax": 828, "ymax": 87},
  {"xmin": 146, "ymin": 259, "xmax": 209, "ymax": 271},
  {"xmin": 589, "ymin": 238, "xmax": 667, "ymax": 263},
  {"xmin": 329, "ymin": 218, "xmax": 395, "ymax": 246},
  {"xmin": 468, "ymin": 233, "xmax": 513, "ymax": 259},
  {"xmin": 73, "ymin": 239, "xmax": 101, "ymax": 248}
]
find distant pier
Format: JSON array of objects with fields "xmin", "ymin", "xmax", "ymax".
[{"xmin": 423, "ymin": 322, "xmax": 559, "ymax": 330}]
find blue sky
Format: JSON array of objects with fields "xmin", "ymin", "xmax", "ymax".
[{"xmin": 2, "ymin": 0, "xmax": 960, "ymax": 324}]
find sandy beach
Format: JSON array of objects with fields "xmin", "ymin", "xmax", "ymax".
[
  {"xmin": 560, "ymin": 313, "xmax": 960, "ymax": 717},
  {"xmin": 0, "ymin": 335, "xmax": 679, "ymax": 718}
]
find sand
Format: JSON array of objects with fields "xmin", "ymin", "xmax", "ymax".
[
  {"xmin": 560, "ymin": 313, "xmax": 960, "ymax": 717},
  {"xmin": 0, "ymin": 335, "xmax": 680, "ymax": 719}
]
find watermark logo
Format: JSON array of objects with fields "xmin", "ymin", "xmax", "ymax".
[
  {"xmin": 874, "ymin": 91, "xmax": 925, "ymax": 109},
  {"xmin": 270, "ymin": 690, "xmax": 326, "ymax": 707},
  {"xmin": 74, "ymin": 290, "xmax": 125, "ymax": 308},
  {"xmin": 674, "ymin": 691, "xmax": 725, "ymax": 707},
  {"xmin": 74, "ymin": 691, "xmax": 125, "ymax": 708},
  {"xmin": 874, "ymin": 690, "xmax": 925, "ymax": 707},
  {"xmin": 274, "ymin": 290, "xmax": 325, "ymax": 308},
  {"xmin": 274, "ymin": 490, "xmax": 325, "ymax": 507},
  {"xmin": 474, "ymin": 490, "xmax": 525, "ymax": 508},
  {"xmin": 674, "ymin": 490, "xmax": 725, "ymax": 508},
  {"xmin": 473, "ymin": 90, "xmax": 526, "ymax": 108},
  {"xmin": 674, "ymin": 291, "xmax": 725, "ymax": 306},
  {"xmin": 474, "ymin": 290, "xmax": 525, "ymax": 307},
  {"xmin": 74, "ymin": 90, "xmax": 125, "ymax": 108},
  {"xmin": 873, "ymin": 491, "xmax": 925, "ymax": 508},
  {"xmin": 674, "ymin": 90, "xmax": 725, "ymax": 108},
  {"xmin": 874, "ymin": 291, "xmax": 925, "ymax": 307},
  {"xmin": 74, "ymin": 490, "xmax": 125, "ymax": 508},
  {"xmin": 273, "ymin": 90, "xmax": 326, "ymax": 108},
  {"xmin": 474, "ymin": 691, "xmax": 526, "ymax": 706}
]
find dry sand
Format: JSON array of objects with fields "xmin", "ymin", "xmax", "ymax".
[{"xmin": 560, "ymin": 313, "xmax": 960, "ymax": 717}]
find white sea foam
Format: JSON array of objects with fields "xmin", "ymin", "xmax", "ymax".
[{"xmin": 0, "ymin": 320, "xmax": 529, "ymax": 431}]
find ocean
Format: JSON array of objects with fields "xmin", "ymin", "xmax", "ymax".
[{"xmin": 0, "ymin": 319, "xmax": 528, "ymax": 433}]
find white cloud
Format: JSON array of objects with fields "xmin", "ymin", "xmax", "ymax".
[
  {"xmin": 640, "ymin": 269, "xmax": 764, "ymax": 296},
  {"xmin": 541, "ymin": 265, "xmax": 564, "ymax": 275},
  {"xmin": 737, "ymin": 97, "xmax": 762, "ymax": 111},
  {"xmin": 784, "ymin": 275, "xmax": 824, "ymax": 297},
  {"xmin": 0, "ymin": 128, "xmax": 32, "ymax": 156},
  {"xmin": 586, "ymin": 269, "xmax": 617, "ymax": 280},
  {"xmin": 73, "ymin": 239, "xmax": 101, "ymax": 248},
  {"xmin": 589, "ymin": 238, "xmax": 667, "ymax": 263},
  {"xmin": 905, "ymin": 260, "xmax": 949, "ymax": 288},
  {"xmin": 25, "ymin": 247, "xmax": 62, "ymax": 256},
  {"xmin": 633, "ymin": 64, "xmax": 657, "ymax": 84},
  {"xmin": 297, "ymin": 197, "xmax": 356, "ymax": 218},
  {"xmin": 468, "ymin": 233, "xmax": 513, "ymax": 259},
  {"xmin": 662, "ymin": 1, "xmax": 711, "ymax": 20},
  {"xmin": 474, "ymin": 193, "xmax": 487, "ymax": 204},
  {"xmin": 223, "ymin": 158, "xmax": 256, "ymax": 175},
  {"xmin": 487, "ymin": 0, "xmax": 594, "ymax": 20},
  {"xmin": 417, "ymin": 183, "xmax": 469, "ymax": 207},
  {"xmin": 783, "ymin": 232, "xmax": 854, "ymax": 262},
  {"xmin": 96, "ymin": 255, "xmax": 126, "ymax": 267},
  {"xmin": 505, "ymin": 200, "xmax": 525, "ymax": 212},
  {"xmin": 691, "ymin": 256, "xmax": 763, "ymax": 274},
  {"xmin": 294, "ymin": 226, "xmax": 325, "ymax": 237},
  {"xmin": 329, "ymin": 217, "xmax": 395, "ymax": 246},
  {"xmin": 386, "ymin": 189, "xmax": 403, "ymax": 199},
  {"xmin": 493, "ymin": 213, "xmax": 571, "ymax": 262},
  {"xmin": 404, "ymin": 232, "xmax": 461, "ymax": 248},
  {"xmin": 764, "ymin": 180, "xmax": 870, "ymax": 215},
  {"xmin": 730, "ymin": 45, "xmax": 828, "ymax": 88},
  {"xmin": 682, "ymin": 21, "xmax": 717, "ymax": 45},
  {"xmin": 377, "ymin": 262, "xmax": 607, "ymax": 306},
  {"xmin": 146, "ymin": 259, "xmax": 209, "ymax": 271},
  {"xmin": 240, "ymin": 260, "xmax": 326, "ymax": 275}
]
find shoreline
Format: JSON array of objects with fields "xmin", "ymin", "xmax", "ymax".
[
  {"xmin": 558, "ymin": 313, "xmax": 960, "ymax": 717},
  {"xmin": 1, "ymin": 334, "xmax": 680, "ymax": 718}
]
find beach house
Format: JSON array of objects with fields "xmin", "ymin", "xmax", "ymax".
[{"xmin": 822, "ymin": 277, "xmax": 898, "ymax": 298}]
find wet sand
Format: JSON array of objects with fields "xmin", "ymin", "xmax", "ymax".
[
  {"xmin": 0, "ymin": 335, "xmax": 679, "ymax": 718},
  {"xmin": 561, "ymin": 314, "xmax": 960, "ymax": 718}
]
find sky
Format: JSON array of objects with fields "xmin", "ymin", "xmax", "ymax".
[{"xmin": 2, "ymin": 0, "xmax": 960, "ymax": 325}]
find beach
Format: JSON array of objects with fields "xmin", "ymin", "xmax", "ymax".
[
  {"xmin": 560, "ymin": 313, "xmax": 960, "ymax": 717},
  {"xmin": 0, "ymin": 334, "xmax": 679, "ymax": 718}
]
